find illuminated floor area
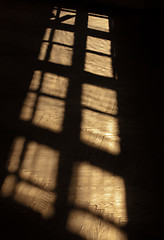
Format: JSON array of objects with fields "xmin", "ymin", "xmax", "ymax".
[{"xmin": 0, "ymin": 1, "xmax": 162, "ymax": 240}]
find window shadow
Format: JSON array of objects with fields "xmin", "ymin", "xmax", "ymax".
[{"xmin": 0, "ymin": 1, "xmax": 162, "ymax": 240}]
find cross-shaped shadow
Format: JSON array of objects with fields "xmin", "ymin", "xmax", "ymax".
[{"xmin": 0, "ymin": 2, "xmax": 161, "ymax": 240}]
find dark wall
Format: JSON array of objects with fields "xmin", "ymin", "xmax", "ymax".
[
  {"xmin": 145, "ymin": 0, "xmax": 164, "ymax": 10},
  {"xmin": 89, "ymin": 0, "xmax": 143, "ymax": 9}
]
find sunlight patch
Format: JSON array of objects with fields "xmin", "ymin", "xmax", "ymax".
[
  {"xmin": 7, "ymin": 138, "xmax": 59, "ymax": 191},
  {"xmin": 81, "ymin": 109, "xmax": 120, "ymax": 155},
  {"xmin": 29, "ymin": 71, "xmax": 68, "ymax": 98},
  {"xmin": 67, "ymin": 209, "xmax": 127, "ymax": 240},
  {"xmin": 32, "ymin": 96, "xmax": 65, "ymax": 132},
  {"xmin": 61, "ymin": 8, "xmax": 76, "ymax": 13},
  {"xmin": 51, "ymin": 8, "xmax": 58, "ymax": 19},
  {"xmin": 20, "ymin": 92, "xmax": 37, "ymax": 121},
  {"xmin": 1, "ymin": 174, "xmax": 17, "ymax": 197},
  {"xmin": 41, "ymin": 73, "xmax": 68, "ymax": 98},
  {"xmin": 14, "ymin": 181, "xmax": 56, "ymax": 219},
  {"xmin": 1, "ymin": 177, "xmax": 56, "ymax": 219},
  {"xmin": 19, "ymin": 141, "xmax": 59, "ymax": 191},
  {"xmin": 85, "ymin": 52, "xmax": 113, "ymax": 78},
  {"xmin": 7, "ymin": 136, "xmax": 26, "ymax": 173},
  {"xmin": 81, "ymin": 84, "xmax": 118, "ymax": 115},
  {"xmin": 1, "ymin": 138, "xmax": 59, "ymax": 219},
  {"xmin": 49, "ymin": 44, "xmax": 73, "ymax": 66},
  {"xmin": 29, "ymin": 70, "xmax": 42, "ymax": 91},
  {"xmin": 53, "ymin": 30, "xmax": 74, "ymax": 46},
  {"xmin": 59, "ymin": 9, "xmax": 76, "ymax": 25},
  {"xmin": 38, "ymin": 42, "xmax": 49, "ymax": 61},
  {"xmin": 20, "ymin": 93, "xmax": 65, "ymax": 132},
  {"xmin": 43, "ymin": 28, "xmax": 52, "ymax": 41},
  {"xmin": 88, "ymin": 15, "xmax": 109, "ymax": 32},
  {"xmin": 86, "ymin": 36, "xmax": 111, "ymax": 55},
  {"xmin": 69, "ymin": 162, "xmax": 128, "ymax": 226}
]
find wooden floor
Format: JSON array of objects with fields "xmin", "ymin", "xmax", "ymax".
[{"xmin": 0, "ymin": 1, "xmax": 163, "ymax": 240}]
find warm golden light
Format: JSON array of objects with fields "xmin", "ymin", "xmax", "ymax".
[
  {"xmin": 85, "ymin": 13, "xmax": 112, "ymax": 78},
  {"xmin": 20, "ymin": 94, "xmax": 65, "ymax": 132},
  {"xmin": 88, "ymin": 14, "xmax": 109, "ymax": 32},
  {"xmin": 1, "ymin": 137, "xmax": 59, "ymax": 218},
  {"xmin": 86, "ymin": 36, "xmax": 111, "ymax": 55},
  {"xmin": 49, "ymin": 44, "xmax": 73, "ymax": 66},
  {"xmin": 83, "ymin": 8, "xmax": 119, "ymax": 154},
  {"xmin": 51, "ymin": 8, "xmax": 57, "ymax": 20},
  {"xmin": 81, "ymin": 109, "xmax": 120, "ymax": 155},
  {"xmin": 20, "ymin": 69, "xmax": 68, "ymax": 130},
  {"xmin": 32, "ymin": 96, "xmax": 65, "ymax": 132},
  {"xmin": 1, "ymin": 7, "xmax": 128, "ymax": 240},
  {"xmin": 7, "ymin": 136, "xmax": 26, "ymax": 173},
  {"xmin": 81, "ymin": 84, "xmax": 118, "ymax": 115},
  {"xmin": 20, "ymin": 92, "xmax": 37, "ymax": 121},
  {"xmin": 59, "ymin": 9, "xmax": 76, "ymax": 25},
  {"xmin": 29, "ymin": 70, "xmax": 42, "ymax": 91},
  {"xmin": 61, "ymin": 8, "xmax": 76, "ymax": 13},
  {"xmin": 69, "ymin": 162, "xmax": 128, "ymax": 226},
  {"xmin": 41, "ymin": 72, "xmax": 68, "ymax": 98},
  {"xmin": 38, "ymin": 42, "xmax": 49, "ymax": 61},
  {"xmin": 29, "ymin": 70, "xmax": 68, "ymax": 97},
  {"xmin": 85, "ymin": 52, "xmax": 113, "ymax": 78},
  {"xmin": 7, "ymin": 138, "xmax": 60, "ymax": 191},
  {"xmin": 81, "ymin": 83, "xmax": 120, "ymax": 155},
  {"xmin": 43, "ymin": 28, "xmax": 51, "ymax": 41},
  {"xmin": 53, "ymin": 30, "xmax": 74, "ymax": 46},
  {"xmin": 19, "ymin": 141, "xmax": 59, "ymax": 191},
  {"xmin": 39, "ymin": 24, "xmax": 75, "ymax": 64},
  {"xmin": 1, "ymin": 174, "xmax": 17, "ymax": 197},
  {"xmin": 67, "ymin": 209, "xmax": 127, "ymax": 240},
  {"xmin": 14, "ymin": 181, "xmax": 56, "ymax": 219}
]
